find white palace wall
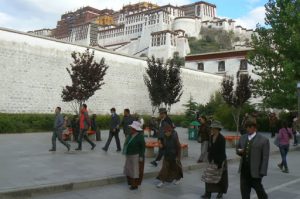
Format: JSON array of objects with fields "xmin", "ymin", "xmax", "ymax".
[{"xmin": 0, "ymin": 28, "xmax": 222, "ymax": 114}]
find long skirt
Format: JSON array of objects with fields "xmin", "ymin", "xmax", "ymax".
[
  {"xmin": 206, "ymin": 161, "xmax": 228, "ymax": 194},
  {"xmin": 157, "ymin": 158, "xmax": 183, "ymax": 182},
  {"xmin": 124, "ymin": 154, "xmax": 144, "ymax": 186}
]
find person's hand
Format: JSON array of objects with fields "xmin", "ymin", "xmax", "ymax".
[{"xmin": 237, "ymin": 148, "xmax": 244, "ymax": 154}]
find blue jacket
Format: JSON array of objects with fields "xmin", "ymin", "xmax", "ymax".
[{"xmin": 54, "ymin": 113, "xmax": 64, "ymax": 130}]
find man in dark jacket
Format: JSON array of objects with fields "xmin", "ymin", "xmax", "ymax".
[
  {"xmin": 150, "ymin": 108, "xmax": 174, "ymax": 167},
  {"xmin": 236, "ymin": 120, "xmax": 269, "ymax": 199},
  {"xmin": 49, "ymin": 107, "xmax": 70, "ymax": 152},
  {"xmin": 121, "ymin": 109, "xmax": 134, "ymax": 137},
  {"xmin": 102, "ymin": 108, "xmax": 121, "ymax": 152}
]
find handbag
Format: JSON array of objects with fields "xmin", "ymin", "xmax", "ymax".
[
  {"xmin": 273, "ymin": 135, "xmax": 279, "ymax": 147},
  {"xmin": 201, "ymin": 161, "xmax": 224, "ymax": 184}
]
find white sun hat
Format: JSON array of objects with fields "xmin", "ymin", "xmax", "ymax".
[{"xmin": 129, "ymin": 121, "xmax": 143, "ymax": 131}]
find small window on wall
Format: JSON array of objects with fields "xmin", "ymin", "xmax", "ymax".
[
  {"xmin": 197, "ymin": 63, "xmax": 204, "ymax": 71},
  {"xmin": 240, "ymin": 59, "xmax": 248, "ymax": 70},
  {"xmin": 218, "ymin": 61, "xmax": 225, "ymax": 72}
]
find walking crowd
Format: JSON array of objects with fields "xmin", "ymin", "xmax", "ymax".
[{"xmin": 50, "ymin": 104, "xmax": 300, "ymax": 199}]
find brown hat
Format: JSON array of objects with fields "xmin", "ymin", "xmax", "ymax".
[{"xmin": 159, "ymin": 108, "xmax": 167, "ymax": 114}]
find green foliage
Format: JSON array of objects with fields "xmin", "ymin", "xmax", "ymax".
[
  {"xmin": 221, "ymin": 74, "xmax": 252, "ymax": 133},
  {"xmin": 144, "ymin": 53, "xmax": 184, "ymax": 114},
  {"xmin": 198, "ymin": 92, "xmax": 225, "ymax": 116},
  {"xmin": 248, "ymin": 0, "xmax": 300, "ymax": 110},
  {"xmin": 188, "ymin": 37, "xmax": 221, "ymax": 54},
  {"xmin": 182, "ymin": 95, "xmax": 198, "ymax": 122},
  {"xmin": 62, "ymin": 48, "xmax": 109, "ymax": 114},
  {"xmin": 0, "ymin": 113, "xmax": 54, "ymax": 133},
  {"xmin": 188, "ymin": 28, "xmax": 238, "ymax": 54}
]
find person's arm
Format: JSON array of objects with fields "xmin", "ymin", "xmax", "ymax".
[
  {"xmin": 139, "ymin": 135, "xmax": 146, "ymax": 161},
  {"xmin": 174, "ymin": 132, "xmax": 181, "ymax": 160},
  {"xmin": 57, "ymin": 115, "xmax": 64, "ymax": 129},
  {"xmin": 116, "ymin": 115, "xmax": 120, "ymax": 129},
  {"xmin": 236, "ymin": 137, "xmax": 243, "ymax": 156},
  {"xmin": 260, "ymin": 139, "xmax": 270, "ymax": 176}
]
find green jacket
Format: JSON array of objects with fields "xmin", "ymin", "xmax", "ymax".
[{"xmin": 124, "ymin": 133, "xmax": 145, "ymax": 158}]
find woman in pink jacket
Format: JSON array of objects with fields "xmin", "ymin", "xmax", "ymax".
[{"xmin": 277, "ymin": 121, "xmax": 293, "ymax": 173}]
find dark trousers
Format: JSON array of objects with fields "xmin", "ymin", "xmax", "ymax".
[
  {"xmin": 279, "ymin": 144, "xmax": 289, "ymax": 169},
  {"xmin": 270, "ymin": 127, "xmax": 276, "ymax": 138},
  {"xmin": 103, "ymin": 129, "xmax": 121, "ymax": 150},
  {"xmin": 240, "ymin": 168, "xmax": 268, "ymax": 199},
  {"xmin": 52, "ymin": 129, "xmax": 69, "ymax": 150},
  {"xmin": 77, "ymin": 129, "xmax": 95, "ymax": 149},
  {"xmin": 293, "ymin": 131, "xmax": 298, "ymax": 145}
]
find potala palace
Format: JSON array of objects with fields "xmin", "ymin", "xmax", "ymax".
[
  {"xmin": 0, "ymin": 1, "xmax": 257, "ymax": 114},
  {"xmin": 29, "ymin": 1, "xmax": 254, "ymax": 59}
]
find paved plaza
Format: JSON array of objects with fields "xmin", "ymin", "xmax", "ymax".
[
  {"xmin": 0, "ymin": 128, "xmax": 298, "ymax": 198},
  {"xmin": 31, "ymin": 149, "xmax": 300, "ymax": 199}
]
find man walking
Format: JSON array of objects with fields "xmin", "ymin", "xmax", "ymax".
[
  {"xmin": 102, "ymin": 108, "xmax": 121, "ymax": 152},
  {"xmin": 121, "ymin": 108, "xmax": 134, "ymax": 138},
  {"xmin": 49, "ymin": 107, "xmax": 70, "ymax": 152},
  {"xmin": 236, "ymin": 120, "xmax": 270, "ymax": 199},
  {"xmin": 75, "ymin": 104, "xmax": 96, "ymax": 151},
  {"xmin": 150, "ymin": 108, "xmax": 173, "ymax": 167}
]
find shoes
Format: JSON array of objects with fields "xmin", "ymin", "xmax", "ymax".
[
  {"xmin": 197, "ymin": 160, "xmax": 203, "ymax": 163},
  {"xmin": 129, "ymin": 186, "xmax": 138, "ymax": 190},
  {"xmin": 293, "ymin": 143, "xmax": 298, "ymax": 146},
  {"xmin": 102, "ymin": 147, "xmax": 107, "ymax": 152},
  {"xmin": 216, "ymin": 193, "xmax": 223, "ymax": 199},
  {"xmin": 201, "ymin": 192, "xmax": 211, "ymax": 199},
  {"xmin": 75, "ymin": 148, "xmax": 81, "ymax": 151},
  {"xmin": 67, "ymin": 144, "xmax": 71, "ymax": 151},
  {"xmin": 156, "ymin": 182, "xmax": 164, "ymax": 188},
  {"xmin": 116, "ymin": 149, "xmax": 121, "ymax": 152},
  {"xmin": 173, "ymin": 179, "xmax": 180, "ymax": 185},
  {"xmin": 49, "ymin": 149, "xmax": 56, "ymax": 152},
  {"xmin": 282, "ymin": 168, "xmax": 289, "ymax": 173},
  {"xmin": 151, "ymin": 161, "xmax": 158, "ymax": 167},
  {"xmin": 277, "ymin": 163, "xmax": 283, "ymax": 170},
  {"xmin": 91, "ymin": 144, "xmax": 96, "ymax": 150}
]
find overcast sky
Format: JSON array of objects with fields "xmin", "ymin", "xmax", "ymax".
[{"xmin": 0, "ymin": 0, "xmax": 267, "ymax": 31}]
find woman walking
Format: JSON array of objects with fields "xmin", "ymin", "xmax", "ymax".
[
  {"xmin": 197, "ymin": 115, "xmax": 210, "ymax": 163},
  {"xmin": 201, "ymin": 120, "xmax": 228, "ymax": 199},
  {"xmin": 277, "ymin": 121, "xmax": 293, "ymax": 173},
  {"xmin": 123, "ymin": 121, "xmax": 145, "ymax": 190},
  {"xmin": 156, "ymin": 124, "xmax": 183, "ymax": 188}
]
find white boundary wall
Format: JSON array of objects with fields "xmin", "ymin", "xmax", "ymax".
[{"xmin": 0, "ymin": 28, "xmax": 222, "ymax": 115}]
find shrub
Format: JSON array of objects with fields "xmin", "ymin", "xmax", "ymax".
[
  {"xmin": 0, "ymin": 113, "xmax": 54, "ymax": 134},
  {"xmin": 0, "ymin": 113, "xmax": 188, "ymax": 134}
]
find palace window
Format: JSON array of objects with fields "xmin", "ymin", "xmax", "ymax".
[
  {"xmin": 240, "ymin": 59, "xmax": 248, "ymax": 70},
  {"xmin": 197, "ymin": 63, "xmax": 204, "ymax": 71},
  {"xmin": 218, "ymin": 61, "xmax": 225, "ymax": 72}
]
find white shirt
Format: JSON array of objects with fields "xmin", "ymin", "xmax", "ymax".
[{"xmin": 248, "ymin": 132, "xmax": 257, "ymax": 141}]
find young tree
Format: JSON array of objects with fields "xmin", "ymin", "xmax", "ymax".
[
  {"xmin": 164, "ymin": 52, "xmax": 184, "ymax": 112},
  {"xmin": 248, "ymin": 0, "xmax": 300, "ymax": 110},
  {"xmin": 221, "ymin": 74, "xmax": 252, "ymax": 134},
  {"xmin": 183, "ymin": 95, "xmax": 199, "ymax": 122},
  {"xmin": 144, "ymin": 53, "xmax": 184, "ymax": 114},
  {"xmin": 61, "ymin": 48, "xmax": 109, "ymax": 114},
  {"xmin": 143, "ymin": 56, "xmax": 167, "ymax": 114}
]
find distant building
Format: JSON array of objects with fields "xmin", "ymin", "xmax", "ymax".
[
  {"xmin": 28, "ymin": 29, "xmax": 53, "ymax": 37},
  {"xmin": 184, "ymin": 49, "xmax": 259, "ymax": 80},
  {"xmin": 53, "ymin": 6, "xmax": 112, "ymax": 39}
]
